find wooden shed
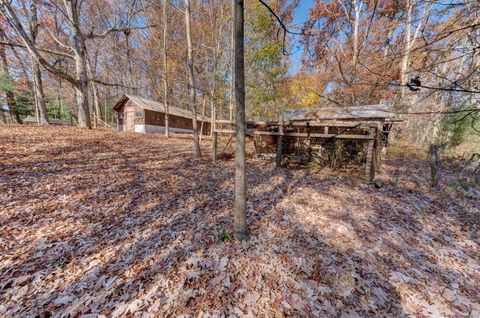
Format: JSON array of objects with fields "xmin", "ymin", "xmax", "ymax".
[
  {"xmin": 113, "ymin": 94, "xmax": 211, "ymax": 134},
  {"xmin": 213, "ymin": 104, "xmax": 397, "ymax": 182}
]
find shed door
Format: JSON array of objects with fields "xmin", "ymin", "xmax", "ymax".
[{"xmin": 125, "ymin": 112, "xmax": 134, "ymax": 131}]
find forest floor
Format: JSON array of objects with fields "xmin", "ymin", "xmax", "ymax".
[{"xmin": 1, "ymin": 125, "xmax": 479, "ymax": 318}]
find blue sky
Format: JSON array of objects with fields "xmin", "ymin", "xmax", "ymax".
[{"xmin": 288, "ymin": 0, "xmax": 313, "ymax": 75}]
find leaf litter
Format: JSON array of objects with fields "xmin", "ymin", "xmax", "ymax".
[{"xmin": 0, "ymin": 125, "xmax": 479, "ymax": 317}]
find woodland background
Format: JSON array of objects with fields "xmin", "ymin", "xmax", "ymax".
[{"xmin": 0, "ymin": 0, "xmax": 478, "ymax": 148}]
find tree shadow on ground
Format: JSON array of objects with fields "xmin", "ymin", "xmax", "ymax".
[{"xmin": 1, "ymin": 130, "xmax": 478, "ymax": 317}]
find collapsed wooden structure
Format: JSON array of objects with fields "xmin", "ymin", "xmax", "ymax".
[{"xmin": 212, "ymin": 104, "xmax": 397, "ymax": 182}]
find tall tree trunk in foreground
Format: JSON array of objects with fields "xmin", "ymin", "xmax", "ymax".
[
  {"xmin": 229, "ymin": 16, "xmax": 234, "ymax": 122},
  {"xmin": 163, "ymin": 0, "xmax": 170, "ymax": 138},
  {"xmin": 29, "ymin": 0, "xmax": 49, "ymax": 125},
  {"xmin": 185, "ymin": 0, "xmax": 201, "ymax": 158},
  {"xmin": 233, "ymin": 0, "xmax": 247, "ymax": 240},
  {"xmin": 64, "ymin": 0, "xmax": 91, "ymax": 129}
]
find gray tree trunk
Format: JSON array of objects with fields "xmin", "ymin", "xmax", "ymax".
[
  {"xmin": 29, "ymin": 0, "xmax": 49, "ymax": 125},
  {"xmin": 31, "ymin": 59, "xmax": 49, "ymax": 125},
  {"xmin": 64, "ymin": 0, "xmax": 91, "ymax": 129},
  {"xmin": 229, "ymin": 16, "xmax": 234, "ymax": 122},
  {"xmin": 233, "ymin": 0, "xmax": 247, "ymax": 240},
  {"xmin": 86, "ymin": 57, "xmax": 102, "ymax": 126},
  {"xmin": 430, "ymin": 144, "xmax": 442, "ymax": 187},
  {"xmin": 163, "ymin": 0, "xmax": 169, "ymax": 138},
  {"xmin": 185, "ymin": 0, "xmax": 201, "ymax": 158}
]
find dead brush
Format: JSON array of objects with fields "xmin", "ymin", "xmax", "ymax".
[{"xmin": 217, "ymin": 152, "xmax": 234, "ymax": 160}]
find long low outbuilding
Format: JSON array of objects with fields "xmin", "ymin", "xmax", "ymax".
[
  {"xmin": 113, "ymin": 94, "xmax": 211, "ymax": 134},
  {"xmin": 212, "ymin": 103, "xmax": 399, "ymax": 182}
]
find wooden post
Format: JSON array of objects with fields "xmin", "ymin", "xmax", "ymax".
[
  {"xmin": 374, "ymin": 123, "xmax": 382, "ymax": 173},
  {"xmin": 365, "ymin": 127, "xmax": 375, "ymax": 183},
  {"xmin": 430, "ymin": 144, "xmax": 441, "ymax": 187},
  {"xmin": 276, "ymin": 117, "xmax": 284, "ymax": 167},
  {"xmin": 211, "ymin": 131, "xmax": 217, "ymax": 161}
]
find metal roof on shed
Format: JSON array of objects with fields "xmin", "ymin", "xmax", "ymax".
[
  {"xmin": 282, "ymin": 104, "xmax": 395, "ymax": 121},
  {"xmin": 113, "ymin": 94, "xmax": 211, "ymax": 122}
]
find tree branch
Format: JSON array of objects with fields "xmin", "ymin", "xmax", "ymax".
[
  {"xmin": 0, "ymin": 40, "xmax": 74, "ymax": 58},
  {"xmin": 85, "ymin": 24, "xmax": 157, "ymax": 39}
]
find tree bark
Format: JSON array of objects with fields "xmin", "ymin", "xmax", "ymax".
[
  {"xmin": 29, "ymin": 0, "xmax": 49, "ymax": 125},
  {"xmin": 233, "ymin": 0, "xmax": 247, "ymax": 240},
  {"xmin": 64, "ymin": 0, "xmax": 91, "ymax": 129},
  {"xmin": 430, "ymin": 144, "xmax": 441, "ymax": 187},
  {"xmin": 86, "ymin": 56, "xmax": 102, "ymax": 125},
  {"xmin": 163, "ymin": 0, "xmax": 170, "ymax": 138},
  {"xmin": 31, "ymin": 59, "xmax": 49, "ymax": 125},
  {"xmin": 0, "ymin": 109, "xmax": 5, "ymax": 123},
  {"xmin": 229, "ymin": 15, "xmax": 234, "ymax": 122},
  {"xmin": 398, "ymin": 1, "xmax": 432, "ymax": 108},
  {"xmin": 185, "ymin": 0, "xmax": 201, "ymax": 158}
]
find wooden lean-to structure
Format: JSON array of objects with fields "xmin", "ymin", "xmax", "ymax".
[{"xmin": 212, "ymin": 104, "xmax": 397, "ymax": 183}]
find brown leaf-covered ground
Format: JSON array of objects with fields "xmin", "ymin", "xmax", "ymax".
[{"xmin": 0, "ymin": 125, "xmax": 479, "ymax": 318}]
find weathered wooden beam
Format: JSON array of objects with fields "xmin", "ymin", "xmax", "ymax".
[
  {"xmin": 215, "ymin": 119, "xmax": 235, "ymax": 124},
  {"xmin": 214, "ymin": 129, "xmax": 375, "ymax": 140},
  {"xmin": 253, "ymin": 131, "xmax": 375, "ymax": 140},
  {"xmin": 289, "ymin": 121, "xmax": 377, "ymax": 128},
  {"xmin": 365, "ymin": 127, "xmax": 375, "ymax": 183}
]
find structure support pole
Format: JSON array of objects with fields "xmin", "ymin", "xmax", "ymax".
[
  {"xmin": 212, "ymin": 131, "xmax": 217, "ymax": 161},
  {"xmin": 276, "ymin": 117, "xmax": 284, "ymax": 167},
  {"xmin": 365, "ymin": 127, "xmax": 375, "ymax": 183}
]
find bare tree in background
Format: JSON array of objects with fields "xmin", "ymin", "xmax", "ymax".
[
  {"xmin": 185, "ymin": 0, "xmax": 201, "ymax": 158},
  {"xmin": 162, "ymin": 0, "xmax": 170, "ymax": 138},
  {"xmin": 0, "ymin": 0, "xmax": 91, "ymax": 128},
  {"xmin": 29, "ymin": 0, "xmax": 49, "ymax": 125},
  {"xmin": 0, "ymin": 27, "xmax": 21, "ymax": 124}
]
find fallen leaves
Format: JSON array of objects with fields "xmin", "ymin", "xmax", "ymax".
[{"xmin": 0, "ymin": 125, "xmax": 479, "ymax": 317}]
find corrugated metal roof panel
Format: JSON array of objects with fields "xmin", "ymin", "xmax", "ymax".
[{"xmin": 282, "ymin": 104, "xmax": 395, "ymax": 121}]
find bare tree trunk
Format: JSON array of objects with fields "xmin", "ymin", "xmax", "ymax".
[
  {"xmin": 57, "ymin": 78, "xmax": 63, "ymax": 120},
  {"xmin": 233, "ymin": 0, "xmax": 247, "ymax": 240},
  {"xmin": 86, "ymin": 57, "xmax": 101, "ymax": 126},
  {"xmin": 398, "ymin": 1, "xmax": 432, "ymax": 108},
  {"xmin": 351, "ymin": 0, "xmax": 362, "ymax": 104},
  {"xmin": 200, "ymin": 94, "xmax": 206, "ymax": 140},
  {"xmin": 210, "ymin": 98, "xmax": 216, "ymax": 136},
  {"xmin": 229, "ymin": 15, "xmax": 234, "ymax": 122},
  {"xmin": 0, "ymin": 28, "xmax": 21, "ymax": 124},
  {"xmin": 163, "ymin": 0, "xmax": 170, "ymax": 138},
  {"xmin": 352, "ymin": 0, "xmax": 362, "ymax": 67},
  {"xmin": 31, "ymin": 59, "xmax": 49, "ymax": 125},
  {"xmin": 29, "ymin": 0, "xmax": 49, "ymax": 125},
  {"xmin": 430, "ymin": 144, "xmax": 441, "ymax": 187},
  {"xmin": 185, "ymin": 0, "xmax": 201, "ymax": 158},
  {"xmin": 398, "ymin": 0, "xmax": 412, "ymax": 105},
  {"xmin": 64, "ymin": 0, "xmax": 91, "ymax": 129}
]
